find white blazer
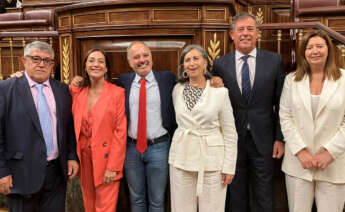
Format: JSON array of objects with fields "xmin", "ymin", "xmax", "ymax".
[
  {"xmin": 169, "ymin": 80, "xmax": 238, "ymax": 176},
  {"xmin": 280, "ymin": 69, "xmax": 345, "ymax": 183}
]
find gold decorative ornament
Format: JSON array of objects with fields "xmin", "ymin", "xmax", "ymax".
[
  {"xmin": 256, "ymin": 8, "xmax": 264, "ymax": 25},
  {"xmin": 62, "ymin": 38, "xmax": 70, "ymax": 84},
  {"xmin": 207, "ymin": 33, "xmax": 220, "ymax": 69},
  {"xmin": 9, "ymin": 37, "xmax": 14, "ymax": 74},
  {"xmin": 183, "ymin": 71, "xmax": 188, "ymax": 78},
  {"xmin": 277, "ymin": 30, "xmax": 282, "ymax": 54}
]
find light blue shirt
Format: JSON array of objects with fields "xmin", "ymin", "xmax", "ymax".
[{"xmin": 128, "ymin": 70, "xmax": 167, "ymax": 139}]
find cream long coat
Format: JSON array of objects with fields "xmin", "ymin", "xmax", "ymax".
[
  {"xmin": 280, "ymin": 69, "xmax": 345, "ymax": 183},
  {"xmin": 169, "ymin": 80, "xmax": 238, "ymax": 176}
]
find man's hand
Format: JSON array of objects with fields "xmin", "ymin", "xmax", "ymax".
[
  {"xmin": 10, "ymin": 71, "xmax": 23, "ymax": 78},
  {"xmin": 210, "ymin": 76, "xmax": 224, "ymax": 88},
  {"xmin": 70, "ymin": 76, "xmax": 83, "ymax": 87},
  {"xmin": 221, "ymin": 173, "xmax": 234, "ymax": 185},
  {"xmin": 272, "ymin": 140, "xmax": 285, "ymax": 159},
  {"xmin": 296, "ymin": 148, "xmax": 314, "ymax": 169},
  {"xmin": 313, "ymin": 149, "xmax": 334, "ymax": 171},
  {"xmin": 67, "ymin": 160, "xmax": 79, "ymax": 180},
  {"xmin": 103, "ymin": 169, "xmax": 117, "ymax": 184},
  {"xmin": 0, "ymin": 175, "xmax": 12, "ymax": 195}
]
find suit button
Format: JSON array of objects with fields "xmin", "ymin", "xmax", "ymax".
[
  {"xmin": 103, "ymin": 142, "xmax": 107, "ymax": 147},
  {"xmin": 88, "ymin": 145, "xmax": 91, "ymax": 149},
  {"xmin": 104, "ymin": 153, "xmax": 108, "ymax": 158}
]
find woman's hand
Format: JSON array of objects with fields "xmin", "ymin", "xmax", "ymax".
[
  {"xmin": 221, "ymin": 173, "xmax": 234, "ymax": 185},
  {"xmin": 296, "ymin": 148, "xmax": 314, "ymax": 169},
  {"xmin": 70, "ymin": 76, "xmax": 83, "ymax": 87},
  {"xmin": 313, "ymin": 149, "xmax": 334, "ymax": 171},
  {"xmin": 103, "ymin": 169, "xmax": 117, "ymax": 184}
]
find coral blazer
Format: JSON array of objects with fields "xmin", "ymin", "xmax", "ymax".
[{"xmin": 70, "ymin": 81, "xmax": 127, "ymax": 187}]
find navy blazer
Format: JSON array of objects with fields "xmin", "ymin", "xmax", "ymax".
[
  {"xmin": 117, "ymin": 71, "xmax": 177, "ymax": 137},
  {"xmin": 212, "ymin": 49, "xmax": 285, "ymax": 155},
  {"xmin": 0, "ymin": 76, "xmax": 78, "ymax": 195}
]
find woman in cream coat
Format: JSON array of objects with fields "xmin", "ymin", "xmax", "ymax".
[
  {"xmin": 169, "ymin": 45, "xmax": 238, "ymax": 212},
  {"xmin": 280, "ymin": 30, "xmax": 345, "ymax": 212}
]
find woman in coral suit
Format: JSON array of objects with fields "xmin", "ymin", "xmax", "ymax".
[{"xmin": 70, "ymin": 48, "xmax": 127, "ymax": 212}]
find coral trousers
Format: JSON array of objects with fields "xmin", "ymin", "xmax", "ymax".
[{"xmin": 80, "ymin": 147, "xmax": 120, "ymax": 212}]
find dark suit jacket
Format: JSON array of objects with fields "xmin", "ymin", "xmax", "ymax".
[
  {"xmin": 0, "ymin": 76, "xmax": 78, "ymax": 195},
  {"xmin": 212, "ymin": 49, "xmax": 285, "ymax": 155},
  {"xmin": 117, "ymin": 71, "xmax": 177, "ymax": 137}
]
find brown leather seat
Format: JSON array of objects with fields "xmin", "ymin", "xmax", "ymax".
[
  {"xmin": 24, "ymin": 9, "xmax": 55, "ymax": 27},
  {"xmin": 0, "ymin": 12, "xmax": 23, "ymax": 21}
]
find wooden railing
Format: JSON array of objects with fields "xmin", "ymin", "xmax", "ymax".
[
  {"xmin": 258, "ymin": 22, "xmax": 345, "ymax": 70},
  {"xmin": 0, "ymin": 31, "xmax": 58, "ymax": 80}
]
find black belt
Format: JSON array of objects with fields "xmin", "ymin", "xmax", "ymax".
[
  {"xmin": 46, "ymin": 159, "xmax": 58, "ymax": 166},
  {"xmin": 128, "ymin": 133, "xmax": 169, "ymax": 145}
]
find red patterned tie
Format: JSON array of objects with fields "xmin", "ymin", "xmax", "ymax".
[{"xmin": 137, "ymin": 78, "xmax": 147, "ymax": 154}]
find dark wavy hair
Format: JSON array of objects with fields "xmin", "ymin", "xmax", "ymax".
[
  {"xmin": 294, "ymin": 30, "xmax": 340, "ymax": 82},
  {"xmin": 82, "ymin": 48, "xmax": 110, "ymax": 87}
]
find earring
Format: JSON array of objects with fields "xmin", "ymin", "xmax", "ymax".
[{"xmin": 183, "ymin": 71, "xmax": 188, "ymax": 78}]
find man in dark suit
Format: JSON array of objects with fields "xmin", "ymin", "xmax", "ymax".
[
  {"xmin": 0, "ymin": 41, "xmax": 79, "ymax": 212},
  {"xmin": 212, "ymin": 12, "xmax": 285, "ymax": 212},
  {"xmin": 0, "ymin": 0, "xmax": 17, "ymax": 13},
  {"xmin": 117, "ymin": 41, "xmax": 176, "ymax": 212}
]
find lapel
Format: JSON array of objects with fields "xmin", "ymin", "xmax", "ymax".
[
  {"xmin": 73, "ymin": 86, "xmax": 88, "ymax": 141},
  {"xmin": 315, "ymin": 77, "xmax": 339, "ymax": 118},
  {"xmin": 49, "ymin": 79, "xmax": 63, "ymax": 144},
  {"xmin": 250, "ymin": 49, "xmax": 265, "ymax": 104},
  {"xmin": 90, "ymin": 81, "xmax": 112, "ymax": 141},
  {"xmin": 296, "ymin": 75, "xmax": 313, "ymax": 120},
  {"xmin": 227, "ymin": 53, "xmax": 244, "ymax": 104},
  {"xmin": 125, "ymin": 73, "xmax": 136, "ymax": 118},
  {"xmin": 16, "ymin": 76, "xmax": 44, "ymax": 140},
  {"xmin": 153, "ymin": 71, "xmax": 165, "ymax": 116}
]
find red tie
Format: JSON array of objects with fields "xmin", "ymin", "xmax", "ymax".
[{"xmin": 137, "ymin": 78, "xmax": 147, "ymax": 154}]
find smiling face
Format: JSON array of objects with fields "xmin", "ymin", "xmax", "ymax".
[
  {"xmin": 85, "ymin": 51, "xmax": 107, "ymax": 81},
  {"xmin": 305, "ymin": 36, "xmax": 328, "ymax": 69},
  {"xmin": 230, "ymin": 17, "xmax": 259, "ymax": 55},
  {"xmin": 128, "ymin": 42, "xmax": 153, "ymax": 77},
  {"xmin": 22, "ymin": 49, "xmax": 54, "ymax": 83},
  {"xmin": 183, "ymin": 48, "xmax": 207, "ymax": 81}
]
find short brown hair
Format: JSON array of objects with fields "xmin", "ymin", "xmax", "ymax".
[
  {"xmin": 294, "ymin": 30, "xmax": 340, "ymax": 81},
  {"xmin": 81, "ymin": 48, "xmax": 110, "ymax": 86}
]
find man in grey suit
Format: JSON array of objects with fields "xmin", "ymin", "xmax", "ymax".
[{"xmin": 212, "ymin": 12, "xmax": 285, "ymax": 212}]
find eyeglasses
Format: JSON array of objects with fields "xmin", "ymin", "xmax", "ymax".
[{"xmin": 26, "ymin": 55, "xmax": 54, "ymax": 65}]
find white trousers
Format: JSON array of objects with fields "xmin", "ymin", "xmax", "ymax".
[
  {"xmin": 285, "ymin": 174, "xmax": 345, "ymax": 212},
  {"xmin": 170, "ymin": 165, "xmax": 227, "ymax": 212}
]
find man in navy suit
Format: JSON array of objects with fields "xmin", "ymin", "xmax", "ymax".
[
  {"xmin": 117, "ymin": 41, "xmax": 176, "ymax": 212},
  {"xmin": 0, "ymin": 41, "xmax": 79, "ymax": 212},
  {"xmin": 212, "ymin": 12, "xmax": 285, "ymax": 212}
]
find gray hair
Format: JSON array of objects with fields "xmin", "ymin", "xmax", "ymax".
[
  {"xmin": 24, "ymin": 41, "xmax": 54, "ymax": 59},
  {"xmin": 177, "ymin": 44, "xmax": 212, "ymax": 83},
  {"xmin": 126, "ymin": 41, "xmax": 151, "ymax": 60},
  {"xmin": 231, "ymin": 12, "xmax": 259, "ymax": 30}
]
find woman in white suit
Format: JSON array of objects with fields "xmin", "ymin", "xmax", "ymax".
[
  {"xmin": 280, "ymin": 30, "xmax": 345, "ymax": 212},
  {"xmin": 169, "ymin": 45, "xmax": 238, "ymax": 212}
]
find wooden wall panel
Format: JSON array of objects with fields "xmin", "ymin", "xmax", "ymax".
[
  {"xmin": 153, "ymin": 9, "xmax": 200, "ymax": 22},
  {"xmin": 109, "ymin": 10, "xmax": 150, "ymax": 22},
  {"xmin": 73, "ymin": 13, "xmax": 107, "ymax": 26}
]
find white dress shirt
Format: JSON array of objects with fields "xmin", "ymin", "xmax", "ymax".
[{"xmin": 128, "ymin": 70, "xmax": 167, "ymax": 139}]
